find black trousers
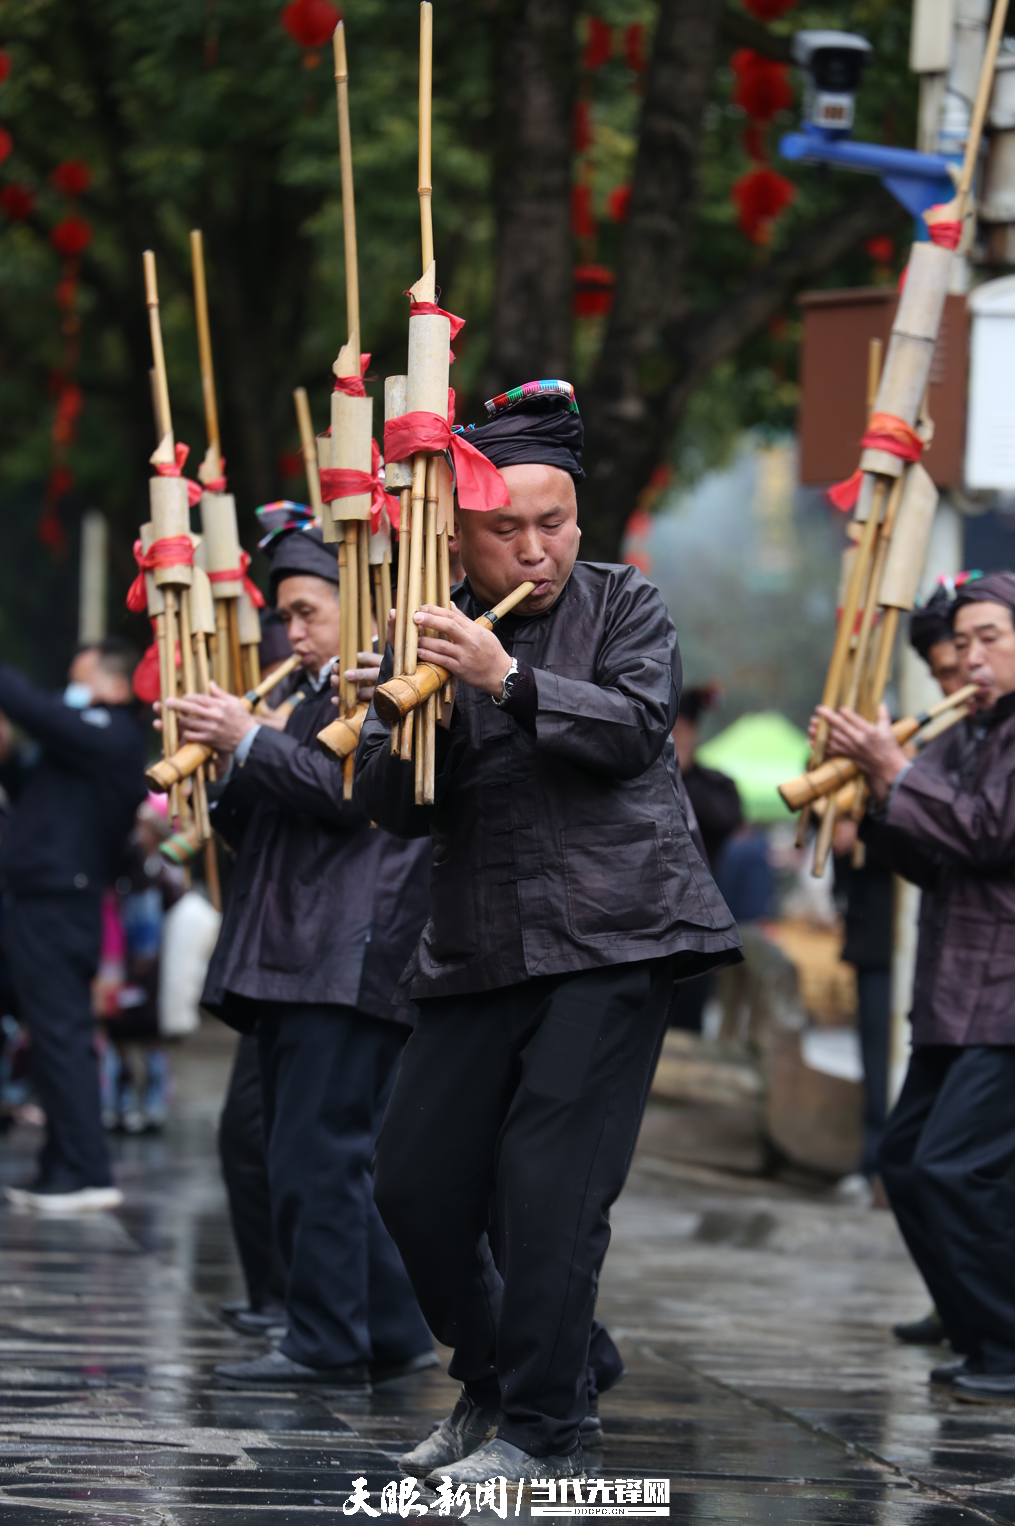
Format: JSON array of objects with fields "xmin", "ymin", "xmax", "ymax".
[
  {"xmin": 879, "ymin": 1045, "xmax": 1015, "ymax": 1371},
  {"xmin": 5, "ymin": 894, "xmax": 111, "ymax": 1191},
  {"xmin": 257, "ymin": 1002, "xmax": 432, "ymax": 1371},
  {"xmin": 856, "ymin": 967, "xmax": 890, "ymax": 1178},
  {"xmin": 218, "ymin": 1033, "xmax": 287, "ymax": 1311},
  {"xmin": 374, "ymin": 958, "xmax": 673, "ymax": 1458}
]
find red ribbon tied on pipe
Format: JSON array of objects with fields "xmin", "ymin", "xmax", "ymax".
[
  {"xmin": 410, "ymin": 302, "xmax": 465, "ymax": 364},
  {"xmin": 333, "ymin": 353, "xmax": 372, "ymax": 398},
  {"xmin": 383, "ymin": 414, "xmax": 510, "ymax": 514},
  {"xmin": 319, "ymin": 438, "xmax": 402, "ymax": 535},
  {"xmin": 154, "ymin": 442, "xmax": 203, "ymax": 508},
  {"xmin": 825, "ymin": 414, "xmax": 924, "ymax": 512},
  {"xmin": 126, "ymin": 536, "xmax": 195, "ymax": 613},
  {"xmin": 207, "ymin": 548, "xmax": 265, "ymax": 608},
  {"xmin": 132, "ymin": 630, "xmax": 162, "ymax": 705},
  {"xmin": 923, "ymin": 205, "xmax": 963, "ymax": 250}
]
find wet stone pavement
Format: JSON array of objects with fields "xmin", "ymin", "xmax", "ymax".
[{"xmin": 0, "ymin": 1022, "xmax": 1013, "ymax": 1523}]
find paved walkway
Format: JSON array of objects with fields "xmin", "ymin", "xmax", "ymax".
[{"xmin": 0, "ymin": 1021, "xmax": 1012, "ymax": 1523}]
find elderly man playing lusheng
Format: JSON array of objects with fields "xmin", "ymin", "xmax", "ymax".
[
  {"xmin": 355, "ymin": 382, "xmax": 741, "ymax": 1481},
  {"xmin": 815, "ymin": 569, "xmax": 1015, "ymax": 1403}
]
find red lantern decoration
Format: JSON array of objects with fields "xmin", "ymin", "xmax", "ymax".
[
  {"xmin": 573, "ymin": 263, "xmax": 615, "ymax": 318},
  {"xmin": 0, "ymin": 127, "xmax": 13, "ymax": 167},
  {"xmin": 571, "ymin": 185, "xmax": 596, "ymax": 241},
  {"xmin": 50, "ymin": 159, "xmax": 92, "ymax": 196},
  {"xmin": 731, "ymin": 50, "xmax": 793, "ymax": 122},
  {"xmin": 573, "ymin": 101, "xmax": 592, "ymax": 154},
  {"xmin": 50, "ymin": 216, "xmax": 93, "ymax": 257},
  {"xmin": 0, "ymin": 182, "xmax": 34, "ymax": 220},
  {"xmin": 582, "ymin": 17, "xmax": 613, "ymax": 72},
  {"xmin": 743, "ymin": 0, "xmax": 798, "ymax": 18},
  {"xmin": 281, "ymin": 0, "xmax": 341, "ymax": 56},
  {"xmin": 606, "ymin": 184, "xmax": 632, "ymax": 223},
  {"xmin": 865, "ymin": 235, "xmax": 895, "ymax": 265},
  {"xmin": 0, "ymin": 51, "xmax": 12, "ymax": 85},
  {"xmin": 732, "ymin": 167, "xmax": 795, "ymax": 245},
  {"xmin": 624, "ymin": 23, "xmax": 648, "ymax": 75}
]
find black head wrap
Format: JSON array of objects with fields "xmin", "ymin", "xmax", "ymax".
[
  {"xmin": 264, "ymin": 524, "xmax": 339, "ymax": 606},
  {"xmin": 461, "ymin": 380, "xmax": 585, "ymax": 482},
  {"xmin": 909, "ymin": 585, "xmax": 956, "ymax": 662},
  {"xmin": 950, "ymin": 570, "xmax": 1015, "ymax": 625},
  {"xmin": 259, "ymin": 612, "xmax": 294, "ymax": 668},
  {"xmin": 678, "ymin": 684, "xmax": 723, "ymax": 723}
]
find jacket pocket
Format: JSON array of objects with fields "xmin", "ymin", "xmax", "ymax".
[
  {"xmin": 258, "ymin": 881, "xmax": 329, "ymax": 973},
  {"xmin": 562, "ymin": 822, "xmax": 668, "ymax": 939}
]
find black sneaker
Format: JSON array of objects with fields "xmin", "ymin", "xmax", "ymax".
[
  {"xmin": 214, "ymin": 1348, "xmax": 370, "ymax": 1391},
  {"xmin": 930, "ymin": 1357, "xmax": 978, "ymax": 1386},
  {"xmin": 894, "ymin": 1310, "xmax": 946, "ymax": 1345},
  {"xmin": 953, "ymin": 1369, "xmax": 1015, "ymax": 1403}
]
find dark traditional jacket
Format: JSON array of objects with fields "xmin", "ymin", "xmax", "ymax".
[
  {"xmin": 201, "ymin": 670, "xmax": 431, "ymax": 1030},
  {"xmin": 0, "ymin": 667, "xmax": 147, "ymax": 898},
  {"xmin": 354, "ymin": 563, "xmax": 742, "ymax": 1000},
  {"xmin": 861, "ymin": 691, "xmax": 1015, "ymax": 1046},
  {"xmin": 682, "ymin": 762, "xmax": 742, "ymax": 873}
]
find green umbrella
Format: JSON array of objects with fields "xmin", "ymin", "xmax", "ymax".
[{"xmin": 696, "ymin": 711, "xmax": 810, "ymax": 823}]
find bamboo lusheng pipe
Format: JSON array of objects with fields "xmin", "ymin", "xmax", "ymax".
[
  {"xmin": 333, "ymin": 22, "xmax": 360, "ymax": 353},
  {"xmin": 316, "ymin": 702, "xmax": 367, "ymax": 761},
  {"xmin": 293, "ymin": 388, "xmax": 325, "ymax": 519},
  {"xmin": 143, "ymin": 251, "xmax": 173, "ymax": 450},
  {"xmin": 146, "ymin": 653, "xmax": 303, "ymax": 791},
  {"xmin": 190, "ymin": 229, "xmax": 222, "ymax": 477},
  {"xmin": 778, "ymin": 684, "xmax": 979, "ymax": 812},
  {"xmin": 374, "ymin": 582, "xmax": 537, "ymax": 725}
]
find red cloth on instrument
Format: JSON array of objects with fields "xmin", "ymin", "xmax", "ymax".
[
  {"xmin": 824, "ymin": 414, "xmax": 924, "ymax": 512},
  {"xmin": 383, "ymin": 412, "xmax": 510, "ymax": 514},
  {"xmin": 126, "ymin": 536, "xmax": 195, "ymax": 613},
  {"xmin": 132, "ymin": 629, "xmax": 161, "ymax": 705},
  {"xmin": 153, "ymin": 442, "xmax": 202, "ymax": 507},
  {"xmin": 207, "ymin": 548, "xmax": 265, "ymax": 608},
  {"xmin": 319, "ymin": 437, "xmax": 401, "ymax": 535},
  {"xmin": 924, "ymin": 206, "xmax": 962, "ymax": 250},
  {"xmin": 409, "ymin": 301, "xmax": 465, "ymax": 364},
  {"xmin": 332, "ymin": 353, "xmax": 371, "ymax": 398}
]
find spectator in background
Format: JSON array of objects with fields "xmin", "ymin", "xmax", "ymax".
[
  {"xmin": 0, "ymin": 639, "xmax": 147, "ymax": 1212},
  {"xmin": 909, "ymin": 582, "xmax": 966, "ymax": 698},
  {"xmin": 671, "ymin": 685, "xmax": 743, "ymax": 873},
  {"xmin": 96, "ymin": 797, "xmax": 186, "ymax": 1134}
]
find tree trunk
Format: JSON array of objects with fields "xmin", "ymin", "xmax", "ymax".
[{"xmin": 480, "ymin": 0, "xmax": 577, "ymax": 405}]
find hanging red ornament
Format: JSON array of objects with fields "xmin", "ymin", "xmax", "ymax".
[
  {"xmin": 731, "ymin": 50, "xmax": 793, "ymax": 122},
  {"xmin": 0, "ymin": 182, "xmax": 34, "ymax": 219},
  {"xmin": 573, "ymin": 264, "xmax": 615, "ymax": 318},
  {"xmin": 731, "ymin": 167, "xmax": 795, "ymax": 245},
  {"xmin": 281, "ymin": 0, "xmax": 341, "ymax": 61},
  {"xmin": 0, "ymin": 127, "xmax": 13, "ymax": 166},
  {"xmin": 50, "ymin": 216, "xmax": 92, "ymax": 256},
  {"xmin": 0, "ymin": 51, "xmax": 12, "ymax": 85},
  {"xmin": 573, "ymin": 101, "xmax": 592, "ymax": 154},
  {"xmin": 624, "ymin": 23, "xmax": 648, "ymax": 74},
  {"xmin": 50, "ymin": 159, "xmax": 92, "ymax": 196},
  {"xmin": 571, "ymin": 184, "xmax": 597, "ymax": 241},
  {"xmin": 742, "ymin": 0, "xmax": 798, "ymax": 18},
  {"xmin": 606, "ymin": 184, "xmax": 632, "ymax": 223},
  {"xmin": 582, "ymin": 17, "xmax": 613, "ymax": 72}
]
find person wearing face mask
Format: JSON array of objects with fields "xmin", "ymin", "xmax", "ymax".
[
  {"xmin": 355, "ymin": 383, "xmax": 742, "ymax": 1483},
  {"xmin": 0, "ymin": 637, "xmax": 147, "ymax": 1213},
  {"xmin": 812, "ymin": 570, "xmax": 1015, "ymax": 1403},
  {"xmin": 166, "ymin": 523, "xmax": 434, "ymax": 1395}
]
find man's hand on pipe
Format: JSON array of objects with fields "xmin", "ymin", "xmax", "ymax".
[
  {"xmin": 813, "ymin": 703, "xmax": 909, "ymax": 805},
  {"xmin": 330, "ymin": 650, "xmax": 382, "ymax": 708},
  {"xmin": 414, "ymin": 605, "xmax": 511, "ymax": 697},
  {"xmin": 164, "ymin": 683, "xmax": 257, "ymax": 753}
]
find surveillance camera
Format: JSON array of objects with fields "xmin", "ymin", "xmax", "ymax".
[{"xmin": 791, "ymin": 30, "xmax": 873, "ymax": 133}]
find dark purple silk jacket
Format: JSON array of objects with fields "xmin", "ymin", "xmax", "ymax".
[
  {"xmin": 354, "ymin": 562, "xmax": 742, "ymax": 1001},
  {"xmin": 862, "ymin": 690, "xmax": 1015, "ymax": 1047}
]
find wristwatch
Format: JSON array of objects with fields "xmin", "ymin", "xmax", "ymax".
[{"xmin": 492, "ymin": 657, "xmax": 520, "ymax": 708}]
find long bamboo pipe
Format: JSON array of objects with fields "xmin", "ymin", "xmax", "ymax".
[
  {"xmin": 778, "ymin": 684, "xmax": 978, "ymax": 812},
  {"xmin": 294, "ymin": 388, "xmax": 325, "ymax": 519},
  {"xmin": 333, "ymin": 22, "xmax": 360, "ymax": 354},
  {"xmin": 374, "ymin": 582, "xmax": 536, "ymax": 725},
  {"xmin": 146, "ymin": 653, "xmax": 302, "ymax": 791},
  {"xmin": 190, "ymin": 229, "xmax": 221, "ymax": 474}
]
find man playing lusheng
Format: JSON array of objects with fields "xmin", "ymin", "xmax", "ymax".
[
  {"xmin": 815, "ymin": 570, "xmax": 1015, "ymax": 1403},
  {"xmin": 355, "ymin": 383, "xmax": 741, "ymax": 1481}
]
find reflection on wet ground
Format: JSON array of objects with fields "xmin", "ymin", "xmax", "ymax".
[{"xmin": 0, "ymin": 1023, "xmax": 1012, "ymax": 1522}]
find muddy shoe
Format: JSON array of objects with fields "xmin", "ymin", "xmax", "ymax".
[
  {"xmin": 399, "ymin": 1387, "xmax": 502, "ymax": 1477},
  {"xmin": 426, "ymin": 1436, "xmax": 584, "ymax": 1487}
]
